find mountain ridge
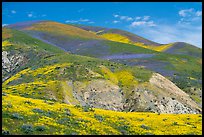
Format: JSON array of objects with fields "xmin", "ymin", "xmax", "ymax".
[{"xmin": 7, "ymin": 20, "xmax": 202, "ymax": 49}]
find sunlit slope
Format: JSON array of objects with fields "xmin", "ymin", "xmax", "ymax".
[
  {"xmin": 71, "ymin": 24, "xmax": 160, "ymax": 46},
  {"xmin": 2, "ymin": 50, "xmax": 201, "ymax": 113},
  {"xmin": 2, "ymin": 52, "xmax": 153, "ymax": 104},
  {"xmin": 5, "ymin": 23, "xmax": 202, "ymax": 107},
  {"xmin": 2, "ymin": 28, "xmax": 201, "ymax": 114},
  {"xmin": 8, "ymin": 21, "xmax": 101, "ymax": 40},
  {"xmin": 2, "ymin": 24, "xmax": 202, "ymax": 135},
  {"xmin": 2, "ymin": 94, "xmax": 202, "ymax": 135},
  {"xmin": 2, "ymin": 27, "xmax": 64, "ymax": 83},
  {"xmin": 70, "ymin": 24, "xmax": 173, "ymax": 52},
  {"xmin": 7, "ymin": 22, "xmax": 159, "ymax": 57},
  {"xmin": 68, "ymin": 24, "xmax": 202, "ymax": 102},
  {"xmin": 99, "ymin": 33, "xmax": 172, "ymax": 52},
  {"xmin": 2, "ymin": 27, "xmax": 64, "ymax": 53}
]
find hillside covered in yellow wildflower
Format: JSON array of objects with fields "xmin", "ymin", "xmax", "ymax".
[
  {"xmin": 2, "ymin": 20, "xmax": 202, "ymax": 135},
  {"xmin": 2, "ymin": 94, "xmax": 202, "ymax": 135}
]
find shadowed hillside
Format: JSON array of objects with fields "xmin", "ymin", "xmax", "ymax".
[{"xmin": 164, "ymin": 42, "xmax": 202, "ymax": 58}]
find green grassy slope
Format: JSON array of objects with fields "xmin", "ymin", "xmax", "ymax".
[
  {"xmin": 2, "ymin": 27, "xmax": 153, "ymax": 104},
  {"xmin": 163, "ymin": 42, "xmax": 202, "ymax": 58},
  {"xmin": 2, "ymin": 27, "xmax": 202, "ymax": 135},
  {"xmin": 7, "ymin": 21, "xmax": 159, "ymax": 57},
  {"xmin": 70, "ymin": 24, "xmax": 161, "ymax": 46},
  {"xmin": 5, "ymin": 22, "xmax": 202, "ymax": 106}
]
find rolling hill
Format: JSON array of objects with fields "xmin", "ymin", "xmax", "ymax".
[
  {"xmin": 71, "ymin": 24, "xmax": 202, "ymax": 57},
  {"xmin": 2, "ymin": 20, "xmax": 202, "ymax": 135},
  {"xmin": 6, "ymin": 21, "xmax": 202, "ymax": 106}
]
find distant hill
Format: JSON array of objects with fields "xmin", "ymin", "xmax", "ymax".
[
  {"xmin": 71, "ymin": 24, "xmax": 202, "ymax": 58},
  {"xmin": 164, "ymin": 42, "xmax": 202, "ymax": 58},
  {"xmin": 71, "ymin": 24, "xmax": 161, "ymax": 46}
]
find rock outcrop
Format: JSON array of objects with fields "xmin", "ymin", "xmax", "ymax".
[
  {"xmin": 62, "ymin": 73, "xmax": 201, "ymax": 114},
  {"xmin": 2, "ymin": 51, "xmax": 26, "ymax": 82}
]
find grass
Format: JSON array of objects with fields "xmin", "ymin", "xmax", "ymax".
[
  {"xmin": 2, "ymin": 93, "xmax": 202, "ymax": 135},
  {"xmin": 150, "ymin": 52, "xmax": 202, "ymax": 105},
  {"xmin": 23, "ymin": 21, "xmax": 101, "ymax": 40},
  {"xmin": 5, "ymin": 26, "xmax": 201, "ymax": 94},
  {"xmin": 2, "ymin": 25, "xmax": 202, "ymax": 135},
  {"xmin": 170, "ymin": 43, "xmax": 202, "ymax": 58},
  {"xmin": 105, "ymin": 40, "xmax": 157, "ymax": 54},
  {"xmin": 3, "ymin": 27, "xmax": 201, "ymax": 102},
  {"xmin": 6, "ymin": 28, "xmax": 64, "ymax": 54},
  {"xmin": 3, "ymin": 26, "xmax": 201, "ymax": 90},
  {"xmin": 2, "ymin": 56, "xmax": 153, "ymax": 103},
  {"xmin": 2, "ymin": 36, "xmax": 153, "ymax": 104}
]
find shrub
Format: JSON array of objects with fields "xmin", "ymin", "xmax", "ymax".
[
  {"xmin": 49, "ymin": 98, "xmax": 57, "ymax": 102},
  {"xmin": 64, "ymin": 108, "xmax": 71, "ymax": 116},
  {"xmin": 11, "ymin": 113, "xmax": 24, "ymax": 120},
  {"xmin": 57, "ymin": 118, "xmax": 71, "ymax": 125},
  {"xmin": 185, "ymin": 132, "xmax": 196, "ymax": 135},
  {"xmin": 24, "ymin": 100, "xmax": 33, "ymax": 105},
  {"xmin": 44, "ymin": 100, "xmax": 55, "ymax": 105},
  {"xmin": 138, "ymin": 118, "xmax": 144, "ymax": 121},
  {"xmin": 44, "ymin": 111, "xmax": 53, "ymax": 117},
  {"xmin": 140, "ymin": 124, "xmax": 151, "ymax": 130},
  {"xmin": 2, "ymin": 92, "xmax": 7, "ymax": 96},
  {"xmin": 32, "ymin": 108, "xmax": 43, "ymax": 113},
  {"xmin": 2, "ymin": 130, "xmax": 10, "ymax": 135},
  {"xmin": 74, "ymin": 104, "xmax": 81, "ymax": 109},
  {"xmin": 94, "ymin": 114, "xmax": 104, "ymax": 122},
  {"xmin": 118, "ymin": 125, "xmax": 129, "ymax": 135},
  {"xmin": 35, "ymin": 125, "xmax": 46, "ymax": 131},
  {"xmin": 83, "ymin": 105, "xmax": 94, "ymax": 112},
  {"xmin": 172, "ymin": 122, "xmax": 178, "ymax": 126},
  {"xmin": 21, "ymin": 124, "xmax": 33, "ymax": 134},
  {"xmin": 70, "ymin": 132, "xmax": 78, "ymax": 135},
  {"xmin": 163, "ymin": 118, "xmax": 167, "ymax": 121},
  {"xmin": 6, "ymin": 103, "xmax": 13, "ymax": 108},
  {"xmin": 192, "ymin": 126, "xmax": 197, "ymax": 128},
  {"xmin": 144, "ymin": 132, "xmax": 154, "ymax": 135}
]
